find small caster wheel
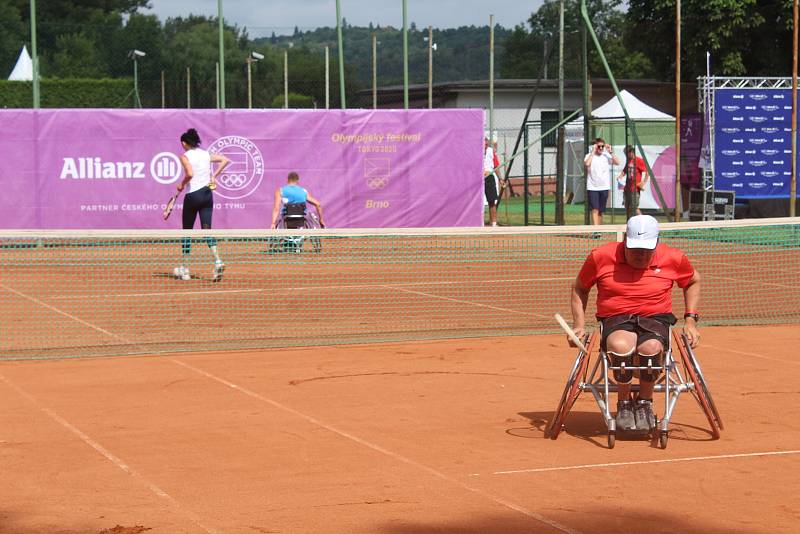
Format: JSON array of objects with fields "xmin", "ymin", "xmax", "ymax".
[
  {"xmin": 659, "ymin": 431, "xmax": 669, "ymax": 449},
  {"xmin": 608, "ymin": 431, "xmax": 616, "ymax": 449}
]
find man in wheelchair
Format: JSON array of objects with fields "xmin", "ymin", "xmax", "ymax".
[
  {"xmin": 270, "ymin": 171, "xmax": 325, "ymax": 230},
  {"xmin": 569, "ymin": 215, "xmax": 701, "ymax": 433}
]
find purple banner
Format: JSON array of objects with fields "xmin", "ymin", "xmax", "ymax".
[
  {"xmin": 680, "ymin": 114, "xmax": 702, "ymax": 188},
  {"xmin": 0, "ymin": 109, "xmax": 484, "ymax": 228}
]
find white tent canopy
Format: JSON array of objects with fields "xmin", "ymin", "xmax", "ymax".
[
  {"xmin": 566, "ymin": 89, "xmax": 674, "ymax": 138},
  {"xmin": 8, "ymin": 46, "xmax": 33, "ymax": 81},
  {"xmin": 591, "ymin": 89, "xmax": 674, "ymax": 120}
]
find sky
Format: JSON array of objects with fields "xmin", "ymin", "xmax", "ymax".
[{"xmin": 142, "ymin": 0, "xmax": 544, "ymax": 37}]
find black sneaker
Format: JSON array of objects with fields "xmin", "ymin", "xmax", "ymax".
[
  {"xmin": 634, "ymin": 398, "xmax": 656, "ymax": 431},
  {"xmin": 616, "ymin": 400, "xmax": 636, "ymax": 431}
]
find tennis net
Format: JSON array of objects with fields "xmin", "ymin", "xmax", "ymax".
[{"xmin": 1, "ymin": 219, "xmax": 798, "ymax": 360}]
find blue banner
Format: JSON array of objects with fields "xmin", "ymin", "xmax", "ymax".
[{"xmin": 714, "ymin": 88, "xmax": 796, "ymax": 199}]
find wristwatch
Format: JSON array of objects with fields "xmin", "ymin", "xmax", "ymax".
[{"xmin": 684, "ymin": 313, "xmax": 700, "ymax": 322}]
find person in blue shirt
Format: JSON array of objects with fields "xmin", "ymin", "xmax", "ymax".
[{"xmin": 270, "ymin": 171, "xmax": 325, "ymax": 229}]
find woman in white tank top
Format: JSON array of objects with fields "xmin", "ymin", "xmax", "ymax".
[{"xmin": 173, "ymin": 128, "xmax": 230, "ymax": 282}]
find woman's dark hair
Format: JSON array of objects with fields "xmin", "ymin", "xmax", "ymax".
[{"xmin": 180, "ymin": 128, "xmax": 201, "ymax": 148}]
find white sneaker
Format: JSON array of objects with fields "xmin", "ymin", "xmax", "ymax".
[
  {"xmin": 173, "ymin": 266, "xmax": 191, "ymax": 281},
  {"xmin": 212, "ymin": 261, "xmax": 225, "ymax": 282}
]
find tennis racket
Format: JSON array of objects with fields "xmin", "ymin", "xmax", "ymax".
[
  {"xmin": 554, "ymin": 313, "xmax": 590, "ymax": 354},
  {"xmin": 163, "ymin": 192, "xmax": 179, "ymax": 220}
]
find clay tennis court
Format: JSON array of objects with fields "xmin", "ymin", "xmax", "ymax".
[{"xmin": 0, "ymin": 324, "xmax": 798, "ymax": 533}]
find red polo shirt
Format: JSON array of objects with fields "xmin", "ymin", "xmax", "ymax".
[{"xmin": 578, "ymin": 242, "xmax": 695, "ymax": 318}]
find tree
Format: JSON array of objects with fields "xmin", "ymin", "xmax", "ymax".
[
  {"xmin": 500, "ymin": 0, "xmax": 654, "ymax": 80},
  {"xmin": 625, "ymin": 0, "xmax": 794, "ymax": 79},
  {"xmin": 49, "ymin": 33, "xmax": 107, "ymax": 77},
  {"xmin": 0, "ymin": 1, "xmax": 26, "ymax": 77}
]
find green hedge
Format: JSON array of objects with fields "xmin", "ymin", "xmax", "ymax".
[
  {"xmin": 271, "ymin": 92, "xmax": 315, "ymax": 109},
  {"xmin": 0, "ymin": 78, "xmax": 134, "ymax": 108}
]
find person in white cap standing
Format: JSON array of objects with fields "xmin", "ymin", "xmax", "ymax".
[{"xmin": 568, "ymin": 215, "xmax": 701, "ymax": 432}]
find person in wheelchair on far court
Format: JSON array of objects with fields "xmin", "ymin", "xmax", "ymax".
[
  {"xmin": 270, "ymin": 171, "xmax": 325, "ymax": 229},
  {"xmin": 568, "ymin": 215, "xmax": 701, "ymax": 432}
]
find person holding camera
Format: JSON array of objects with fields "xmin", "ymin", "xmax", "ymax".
[{"xmin": 584, "ymin": 137, "xmax": 620, "ymax": 226}]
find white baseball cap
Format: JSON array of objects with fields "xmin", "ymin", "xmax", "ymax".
[{"xmin": 625, "ymin": 215, "xmax": 659, "ymax": 250}]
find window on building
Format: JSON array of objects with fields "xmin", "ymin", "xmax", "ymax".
[{"xmin": 540, "ymin": 110, "xmax": 576, "ymax": 148}]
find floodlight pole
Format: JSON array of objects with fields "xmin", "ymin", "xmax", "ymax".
[
  {"xmin": 30, "ymin": 0, "xmax": 40, "ymax": 108},
  {"xmin": 325, "ymin": 46, "xmax": 330, "ymax": 109},
  {"xmin": 133, "ymin": 56, "xmax": 142, "ymax": 108},
  {"xmin": 792, "ymin": 0, "xmax": 798, "ymax": 217},
  {"xmin": 335, "ymin": 0, "xmax": 346, "ymax": 109},
  {"xmin": 558, "ymin": 0, "xmax": 564, "ymax": 121},
  {"xmin": 218, "ymin": 0, "xmax": 226, "ymax": 108},
  {"xmin": 186, "ymin": 66, "xmax": 191, "ymax": 109},
  {"xmin": 427, "ymin": 26, "xmax": 433, "ymax": 109},
  {"xmin": 402, "ymin": 0, "xmax": 409, "ymax": 109},
  {"xmin": 284, "ymin": 50, "xmax": 289, "ymax": 109},
  {"xmin": 161, "ymin": 70, "xmax": 165, "ymax": 108},
  {"xmin": 372, "ymin": 33, "xmax": 378, "ymax": 109},
  {"xmin": 675, "ymin": 0, "xmax": 681, "ymax": 222},
  {"xmin": 246, "ymin": 58, "xmax": 253, "ymax": 109},
  {"xmin": 489, "ymin": 14, "xmax": 495, "ymax": 142}
]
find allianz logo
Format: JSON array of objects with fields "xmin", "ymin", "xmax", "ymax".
[
  {"xmin": 60, "ymin": 157, "xmax": 146, "ymax": 179},
  {"xmin": 721, "ymin": 105, "xmax": 740, "ymax": 111},
  {"xmin": 744, "ymin": 128, "xmax": 757, "ymax": 133},
  {"xmin": 721, "ymin": 127, "xmax": 740, "ymax": 133},
  {"xmin": 744, "ymin": 172, "xmax": 756, "ymax": 177},
  {"xmin": 750, "ymin": 116, "xmax": 768, "ymax": 123},
  {"xmin": 59, "ymin": 153, "xmax": 182, "ymax": 184},
  {"xmin": 732, "ymin": 139, "xmax": 744, "ymax": 143},
  {"xmin": 731, "ymin": 117, "xmax": 744, "ymax": 121},
  {"xmin": 721, "ymin": 150, "xmax": 740, "ymax": 156},
  {"xmin": 731, "ymin": 161, "xmax": 744, "ymax": 166},
  {"xmin": 732, "ymin": 94, "xmax": 745, "ymax": 99},
  {"xmin": 732, "ymin": 183, "xmax": 743, "ymax": 187},
  {"xmin": 772, "ymin": 182, "xmax": 784, "ymax": 186},
  {"xmin": 744, "ymin": 150, "xmax": 756, "ymax": 154},
  {"xmin": 761, "ymin": 105, "xmax": 779, "ymax": 111},
  {"xmin": 750, "ymin": 160, "xmax": 767, "ymax": 167},
  {"xmin": 744, "ymin": 106, "xmax": 757, "ymax": 110},
  {"xmin": 721, "ymin": 172, "xmax": 739, "ymax": 178},
  {"xmin": 772, "ymin": 160, "xmax": 785, "ymax": 165}
]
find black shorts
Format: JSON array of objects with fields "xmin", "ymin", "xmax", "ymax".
[
  {"xmin": 599, "ymin": 313, "xmax": 676, "ymax": 351},
  {"xmin": 587, "ymin": 190, "xmax": 609, "ymax": 213},
  {"xmin": 484, "ymin": 174, "xmax": 499, "ymax": 206}
]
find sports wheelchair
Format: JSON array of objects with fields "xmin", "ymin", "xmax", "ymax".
[
  {"xmin": 546, "ymin": 328, "xmax": 723, "ymax": 449},
  {"xmin": 268, "ymin": 202, "xmax": 323, "ymax": 254}
]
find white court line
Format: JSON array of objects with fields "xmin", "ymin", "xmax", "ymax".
[
  {"xmin": 481, "ymin": 450, "xmax": 800, "ymax": 476},
  {"xmin": 170, "ymin": 358, "xmax": 577, "ymax": 534},
  {"xmin": 47, "ymin": 276, "xmax": 574, "ymax": 300},
  {"xmin": 0, "ymin": 282, "xmax": 132, "ymax": 344},
  {"xmin": 383, "ymin": 285, "xmax": 549, "ymax": 319},
  {"xmin": 0, "ymin": 372, "xmax": 217, "ymax": 534}
]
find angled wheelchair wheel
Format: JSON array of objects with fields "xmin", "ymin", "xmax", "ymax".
[
  {"xmin": 546, "ymin": 331, "xmax": 598, "ymax": 440},
  {"xmin": 672, "ymin": 330, "xmax": 723, "ymax": 439},
  {"xmin": 681, "ymin": 332, "xmax": 724, "ymax": 431}
]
